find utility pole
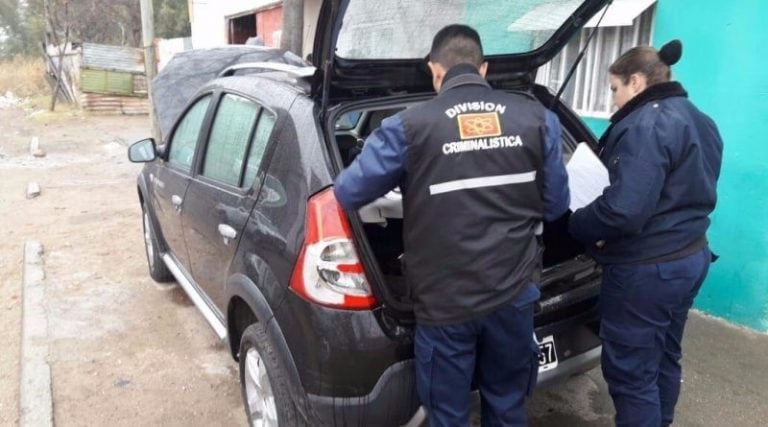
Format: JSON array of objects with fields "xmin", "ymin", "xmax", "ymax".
[
  {"xmin": 281, "ymin": 0, "xmax": 304, "ymax": 56},
  {"xmin": 140, "ymin": 0, "xmax": 162, "ymax": 142}
]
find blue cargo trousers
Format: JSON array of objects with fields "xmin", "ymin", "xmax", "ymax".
[
  {"xmin": 599, "ymin": 247, "xmax": 711, "ymax": 427},
  {"xmin": 415, "ymin": 298, "xmax": 539, "ymax": 427}
]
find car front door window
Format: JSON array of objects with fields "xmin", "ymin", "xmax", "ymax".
[{"xmin": 168, "ymin": 95, "xmax": 212, "ymax": 172}]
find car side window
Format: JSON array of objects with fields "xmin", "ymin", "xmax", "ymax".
[
  {"xmin": 202, "ymin": 94, "xmax": 260, "ymax": 187},
  {"xmin": 242, "ymin": 110, "xmax": 276, "ymax": 189},
  {"xmin": 168, "ymin": 95, "xmax": 212, "ymax": 172}
]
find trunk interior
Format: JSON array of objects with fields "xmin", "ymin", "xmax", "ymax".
[{"xmin": 329, "ymin": 86, "xmax": 596, "ymax": 314}]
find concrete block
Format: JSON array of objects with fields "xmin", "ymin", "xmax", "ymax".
[
  {"xmin": 26, "ymin": 182, "xmax": 41, "ymax": 199},
  {"xmin": 29, "ymin": 137, "xmax": 46, "ymax": 158}
]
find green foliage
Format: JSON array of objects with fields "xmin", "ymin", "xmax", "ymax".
[
  {"xmin": 154, "ymin": 0, "xmax": 190, "ymax": 39},
  {"xmin": 0, "ymin": 0, "xmax": 190, "ymax": 59},
  {"xmin": 72, "ymin": 0, "xmax": 143, "ymax": 47},
  {"xmin": 0, "ymin": 0, "xmax": 42, "ymax": 57}
]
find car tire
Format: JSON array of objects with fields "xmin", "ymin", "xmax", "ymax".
[
  {"xmin": 141, "ymin": 204, "xmax": 173, "ymax": 283},
  {"xmin": 239, "ymin": 323, "xmax": 302, "ymax": 427}
]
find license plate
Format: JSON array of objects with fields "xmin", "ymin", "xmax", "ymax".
[{"xmin": 537, "ymin": 335, "xmax": 558, "ymax": 373}]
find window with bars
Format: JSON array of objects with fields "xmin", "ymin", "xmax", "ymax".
[{"xmin": 536, "ymin": 5, "xmax": 656, "ymax": 117}]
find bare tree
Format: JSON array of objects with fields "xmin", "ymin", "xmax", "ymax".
[{"xmin": 43, "ymin": 0, "xmax": 73, "ymax": 110}]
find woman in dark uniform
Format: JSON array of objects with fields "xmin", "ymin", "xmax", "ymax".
[{"xmin": 569, "ymin": 40, "xmax": 723, "ymax": 427}]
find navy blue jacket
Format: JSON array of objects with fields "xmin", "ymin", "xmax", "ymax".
[
  {"xmin": 569, "ymin": 82, "xmax": 723, "ymax": 264},
  {"xmin": 334, "ymin": 67, "xmax": 569, "ymax": 323},
  {"xmin": 334, "ymin": 77, "xmax": 569, "ymax": 222}
]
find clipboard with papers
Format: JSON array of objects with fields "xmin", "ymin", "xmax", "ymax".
[{"xmin": 566, "ymin": 142, "xmax": 610, "ymax": 211}]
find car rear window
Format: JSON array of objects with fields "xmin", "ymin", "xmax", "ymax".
[
  {"xmin": 336, "ymin": 0, "xmax": 584, "ymax": 59},
  {"xmin": 242, "ymin": 110, "xmax": 276, "ymax": 189}
]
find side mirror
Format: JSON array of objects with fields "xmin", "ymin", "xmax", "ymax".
[
  {"xmin": 128, "ymin": 138, "xmax": 157, "ymax": 163},
  {"xmin": 156, "ymin": 143, "xmax": 167, "ymax": 159}
]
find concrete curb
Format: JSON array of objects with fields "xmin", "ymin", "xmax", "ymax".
[{"xmin": 20, "ymin": 241, "xmax": 53, "ymax": 427}]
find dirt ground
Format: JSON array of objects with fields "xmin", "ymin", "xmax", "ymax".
[{"xmin": 0, "ymin": 104, "xmax": 245, "ymax": 426}]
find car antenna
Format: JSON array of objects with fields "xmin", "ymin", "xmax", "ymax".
[{"xmin": 551, "ymin": 0, "xmax": 613, "ymax": 109}]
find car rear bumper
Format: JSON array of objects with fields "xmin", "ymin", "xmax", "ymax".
[
  {"xmin": 537, "ymin": 343, "xmax": 601, "ymax": 387},
  {"xmin": 307, "ymin": 359, "xmax": 420, "ymax": 426},
  {"xmin": 295, "ymin": 271, "xmax": 602, "ymax": 425},
  {"xmin": 305, "ymin": 315, "xmax": 601, "ymax": 426},
  {"xmin": 401, "ymin": 344, "xmax": 602, "ymax": 427},
  {"xmin": 534, "ymin": 298, "xmax": 602, "ymax": 387}
]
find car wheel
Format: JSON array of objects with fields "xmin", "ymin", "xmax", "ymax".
[
  {"xmin": 141, "ymin": 204, "xmax": 173, "ymax": 282},
  {"xmin": 239, "ymin": 323, "xmax": 301, "ymax": 427}
]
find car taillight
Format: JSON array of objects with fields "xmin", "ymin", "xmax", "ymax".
[{"xmin": 289, "ymin": 187, "xmax": 378, "ymax": 310}]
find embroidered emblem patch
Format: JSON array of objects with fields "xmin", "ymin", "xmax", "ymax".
[{"xmin": 457, "ymin": 112, "xmax": 502, "ymax": 140}]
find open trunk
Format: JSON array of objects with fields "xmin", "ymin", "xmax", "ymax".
[{"xmin": 328, "ymin": 85, "xmax": 602, "ymax": 322}]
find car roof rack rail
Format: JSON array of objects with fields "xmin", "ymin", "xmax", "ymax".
[{"xmin": 218, "ymin": 62, "xmax": 317, "ymax": 79}]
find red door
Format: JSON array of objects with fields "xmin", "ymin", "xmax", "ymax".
[{"xmin": 256, "ymin": 6, "xmax": 283, "ymax": 47}]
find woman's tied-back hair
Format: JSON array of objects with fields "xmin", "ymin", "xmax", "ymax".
[
  {"xmin": 609, "ymin": 40, "xmax": 683, "ymax": 85},
  {"xmin": 429, "ymin": 24, "xmax": 484, "ymax": 69}
]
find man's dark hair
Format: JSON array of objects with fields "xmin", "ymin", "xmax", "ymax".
[{"xmin": 429, "ymin": 24, "xmax": 484, "ymax": 69}]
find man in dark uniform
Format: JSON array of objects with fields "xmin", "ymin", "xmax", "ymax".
[{"xmin": 334, "ymin": 25, "xmax": 569, "ymax": 426}]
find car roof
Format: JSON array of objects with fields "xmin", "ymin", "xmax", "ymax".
[
  {"xmin": 153, "ymin": 46, "xmax": 309, "ymax": 138},
  {"xmin": 194, "ymin": 74, "xmax": 306, "ymax": 109}
]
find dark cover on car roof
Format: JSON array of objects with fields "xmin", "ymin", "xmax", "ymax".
[{"xmin": 153, "ymin": 46, "xmax": 307, "ymax": 138}]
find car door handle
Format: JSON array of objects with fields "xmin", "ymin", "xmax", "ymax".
[
  {"xmin": 171, "ymin": 195, "xmax": 183, "ymax": 211},
  {"xmin": 218, "ymin": 224, "xmax": 237, "ymax": 245}
]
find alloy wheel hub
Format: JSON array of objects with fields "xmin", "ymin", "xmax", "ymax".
[{"xmin": 244, "ymin": 347, "xmax": 278, "ymax": 427}]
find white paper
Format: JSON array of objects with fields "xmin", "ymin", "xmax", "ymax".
[{"xmin": 566, "ymin": 142, "xmax": 610, "ymax": 211}]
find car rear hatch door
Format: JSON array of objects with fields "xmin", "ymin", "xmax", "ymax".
[{"xmin": 312, "ymin": 0, "xmax": 613, "ymax": 102}]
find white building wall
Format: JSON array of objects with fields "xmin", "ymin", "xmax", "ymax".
[
  {"xmin": 157, "ymin": 37, "xmax": 193, "ymax": 70},
  {"xmin": 302, "ymin": 0, "xmax": 322, "ymax": 57},
  {"xmin": 189, "ymin": 0, "xmax": 281, "ymax": 48}
]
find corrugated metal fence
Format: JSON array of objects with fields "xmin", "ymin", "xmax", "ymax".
[{"xmin": 79, "ymin": 43, "xmax": 148, "ymax": 115}]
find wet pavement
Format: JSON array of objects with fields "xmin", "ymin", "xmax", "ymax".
[{"xmin": 523, "ymin": 311, "xmax": 768, "ymax": 426}]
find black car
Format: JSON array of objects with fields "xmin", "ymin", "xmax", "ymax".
[{"xmin": 128, "ymin": 1, "xmax": 610, "ymax": 425}]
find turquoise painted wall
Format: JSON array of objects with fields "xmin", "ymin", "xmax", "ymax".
[
  {"xmin": 652, "ymin": 0, "xmax": 768, "ymax": 332},
  {"xmin": 582, "ymin": 116, "xmax": 610, "ymax": 137}
]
